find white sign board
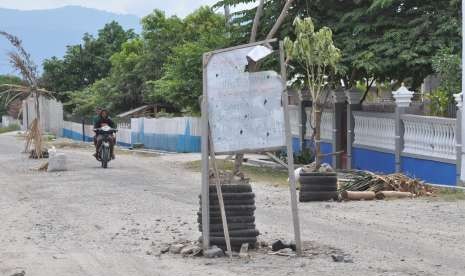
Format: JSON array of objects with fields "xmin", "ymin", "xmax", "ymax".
[{"xmin": 206, "ymin": 46, "xmax": 286, "ymax": 153}]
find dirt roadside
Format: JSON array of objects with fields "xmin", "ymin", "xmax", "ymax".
[{"xmin": 0, "ymin": 133, "xmax": 464, "ymax": 276}]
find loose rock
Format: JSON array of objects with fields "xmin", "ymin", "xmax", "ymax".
[
  {"xmin": 169, "ymin": 244, "xmax": 184, "ymax": 254},
  {"xmin": 331, "ymin": 254, "xmax": 353, "ymax": 263},
  {"xmin": 271, "ymin": 240, "xmax": 287, "ymax": 251},
  {"xmin": 204, "ymin": 246, "xmax": 224, "ymax": 258},
  {"xmin": 239, "ymin": 243, "xmax": 249, "ymax": 258},
  {"xmin": 181, "ymin": 245, "xmax": 202, "ymax": 257}
]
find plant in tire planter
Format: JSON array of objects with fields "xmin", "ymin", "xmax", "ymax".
[{"xmin": 284, "ymin": 17, "xmax": 341, "ymax": 201}]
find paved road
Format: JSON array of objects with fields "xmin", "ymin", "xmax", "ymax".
[{"xmin": 1, "ymin": 132, "xmax": 464, "ymax": 276}]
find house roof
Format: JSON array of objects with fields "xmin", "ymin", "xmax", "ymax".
[{"xmin": 116, "ymin": 105, "xmax": 150, "ymax": 118}]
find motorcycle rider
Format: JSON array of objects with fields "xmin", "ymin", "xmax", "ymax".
[
  {"xmin": 92, "ymin": 107, "xmax": 102, "ymax": 148},
  {"xmin": 93, "ymin": 109, "xmax": 117, "ymax": 160}
]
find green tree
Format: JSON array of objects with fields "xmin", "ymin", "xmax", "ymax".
[
  {"xmin": 217, "ymin": 0, "xmax": 461, "ymax": 96},
  {"xmin": 138, "ymin": 10, "xmax": 186, "ymax": 82},
  {"xmin": 429, "ymin": 47, "xmax": 461, "ymax": 116},
  {"xmin": 107, "ymin": 38, "xmax": 146, "ymax": 111},
  {"xmin": 41, "ymin": 21, "xmax": 136, "ymax": 104},
  {"xmin": 149, "ymin": 7, "xmax": 230, "ymax": 113},
  {"xmin": 284, "ymin": 17, "xmax": 341, "ymax": 168}
]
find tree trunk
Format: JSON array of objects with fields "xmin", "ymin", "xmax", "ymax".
[
  {"xmin": 266, "ymin": 0, "xmax": 296, "ymax": 40},
  {"xmin": 314, "ymin": 104, "xmax": 322, "ymax": 170},
  {"xmin": 234, "ymin": 0, "xmax": 267, "ymax": 176},
  {"xmin": 250, "ymin": 0, "xmax": 265, "ymax": 43},
  {"xmin": 224, "ymin": 4, "xmax": 231, "ymax": 29},
  {"xmin": 360, "ymin": 78, "xmax": 376, "ymax": 104}
]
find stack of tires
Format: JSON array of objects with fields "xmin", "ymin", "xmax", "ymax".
[
  {"xmin": 299, "ymin": 172, "xmax": 339, "ymax": 202},
  {"xmin": 198, "ymin": 183, "xmax": 260, "ymax": 251}
]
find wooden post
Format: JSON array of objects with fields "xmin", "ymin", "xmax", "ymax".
[
  {"xmin": 345, "ymin": 88, "xmax": 362, "ymax": 170},
  {"xmin": 201, "ymin": 54, "xmax": 210, "ymax": 251},
  {"xmin": 82, "ymin": 118, "xmax": 86, "ymax": 142},
  {"xmin": 331, "ymin": 89, "xmax": 345, "ymax": 169},
  {"xmin": 280, "ymin": 41, "xmax": 302, "ymax": 256},
  {"xmin": 208, "ymin": 132, "xmax": 232, "ymax": 258}
]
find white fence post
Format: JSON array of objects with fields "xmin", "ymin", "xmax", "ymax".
[
  {"xmin": 454, "ymin": 93, "xmax": 463, "ymax": 186},
  {"xmin": 392, "ymin": 84, "xmax": 414, "ymax": 172}
]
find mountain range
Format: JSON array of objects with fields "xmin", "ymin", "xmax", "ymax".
[{"xmin": 0, "ymin": 5, "xmax": 141, "ymax": 75}]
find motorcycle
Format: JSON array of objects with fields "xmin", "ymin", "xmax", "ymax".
[{"xmin": 94, "ymin": 125, "xmax": 117, "ymax": 168}]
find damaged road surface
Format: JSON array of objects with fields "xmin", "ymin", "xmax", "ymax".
[{"xmin": 0, "ymin": 133, "xmax": 464, "ymax": 276}]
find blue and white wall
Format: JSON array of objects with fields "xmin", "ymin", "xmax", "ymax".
[
  {"xmin": 131, "ymin": 117, "xmax": 201, "ymax": 152},
  {"xmin": 352, "ymin": 111, "xmax": 458, "ymax": 186},
  {"xmin": 62, "ymin": 117, "xmax": 201, "ymax": 153},
  {"xmin": 61, "ymin": 105, "xmax": 460, "ymax": 186}
]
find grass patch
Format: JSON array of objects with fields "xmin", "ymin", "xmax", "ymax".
[
  {"xmin": 0, "ymin": 124, "xmax": 20, "ymax": 134},
  {"xmin": 435, "ymin": 187, "xmax": 465, "ymax": 201},
  {"xmin": 185, "ymin": 160, "xmax": 289, "ymax": 187}
]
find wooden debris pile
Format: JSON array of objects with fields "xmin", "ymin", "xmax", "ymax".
[{"xmin": 338, "ymin": 170, "xmax": 435, "ymax": 198}]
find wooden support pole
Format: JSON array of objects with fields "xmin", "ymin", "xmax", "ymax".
[
  {"xmin": 266, "ymin": 152, "xmax": 289, "ymax": 169},
  {"xmin": 209, "ymin": 131, "xmax": 233, "ymax": 258},
  {"xmin": 280, "ymin": 41, "xmax": 303, "ymax": 256}
]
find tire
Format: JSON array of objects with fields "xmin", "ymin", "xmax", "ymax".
[
  {"xmin": 202, "ymin": 193, "xmax": 255, "ymax": 200},
  {"xmin": 199, "ymin": 223, "xmax": 256, "ymax": 232},
  {"xmin": 198, "ymin": 215, "xmax": 255, "ymax": 224},
  {"xmin": 101, "ymin": 146, "xmax": 110, "ymax": 169},
  {"xmin": 197, "ymin": 210, "xmax": 255, "ymax": 217},
  {"xmin": 200, "ymin": 199, "xmax": 256, "ymax": 206},
  {"xmin": 299, "ymin": 172, "xmax": 337, "ymax": 177},
  {"xmin": 299, "ymin": 191, "xmax": 339, "ymax": 202},
  {"xmin": 208, "ymin": 184, "xmax": 252, "ymax": 193},
  {"xmin": 300, "ymin": 183, "xmax": 337, "ymax": 192},
  {"xmin": 299, "ymin": 175, "xmax": 337, "ymax": 185},
  {"xmin": 208, "ymin": 205, "xmax": 256, "ymax": 212},
  {"xmin": 210, "ymin": 229, "xmax": 260, "ymax": 238},
  {"xmin": 209, "ymin": 237, "xmax": 257, "ymax": 246}
]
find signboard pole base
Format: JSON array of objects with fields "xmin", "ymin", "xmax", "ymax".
[{"xmin": 280, "ymin": 41, "xmax": 303, "ymax": 256}]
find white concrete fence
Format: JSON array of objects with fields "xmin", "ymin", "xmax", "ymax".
[
  {"xmin": 289, "ymin": 105, "xmax": 333, "ymax": 141},
  {"xmin": 1, "ymin": 115, "xmax": 20, "ymax": 128},
  {"xmin": 22, "ymin": 96, "xmax": 63, "ymax": 136},
  {"xmin": 353, "ymin": 112, "xmax": 396, "ymax": 151},
  {"xmin": 402, "ymin": 114, "xmax": 456, "ymax": 160}
]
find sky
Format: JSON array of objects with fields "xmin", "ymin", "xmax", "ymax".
[{"xmin": 0, "ymin": 0, "xmax": 248, "ymax": 17}]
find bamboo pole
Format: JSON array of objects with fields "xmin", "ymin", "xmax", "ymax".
[{"xmin": 209, "ymin": 132, "xmax": 233, "ymax": 258}]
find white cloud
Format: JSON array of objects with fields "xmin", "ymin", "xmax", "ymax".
[{"xmin": 0, "ymin": 0, "xmax": 228, "ymax": 17}]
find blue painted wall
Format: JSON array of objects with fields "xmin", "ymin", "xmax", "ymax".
[
  {"xmin": 401, "ymin": 156, "xmax": 456, "ymax": 186},
  {"xmin": 292, "ymin": 137, "xmax": 332, "ymax": 165},
  {"xmin": 63, "ymin": 129, "xmax": 93, "ymax": 142},
  {"xmin": 137, "ymin": 133, "xmax": 200, "ymax": 153},
  {"xmin": 127, "ymin": 119, "xmax": 201, "ymax": 153},
  {"xmin": 353, "ymin": 147, "xmax": 396, "ymax": 174}
]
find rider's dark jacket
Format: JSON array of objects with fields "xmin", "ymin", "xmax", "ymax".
[{"xmin": 94, "ymin": 117, "xmax": 116, "ymax": 129}]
